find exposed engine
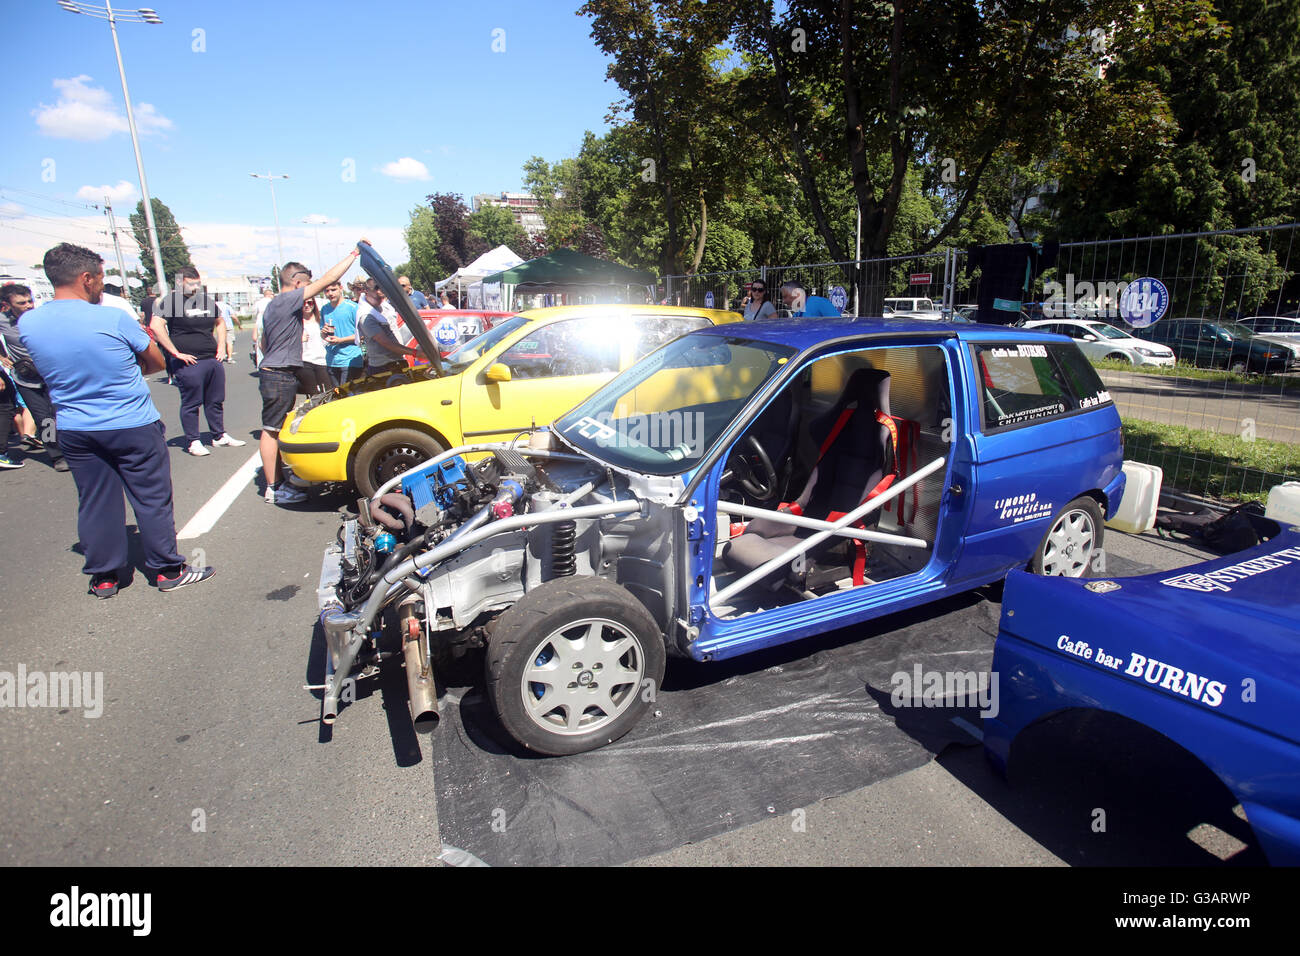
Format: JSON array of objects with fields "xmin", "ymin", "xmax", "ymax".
[{"xmin": 316, "ymin": 436, "xmax": 677, "ymax": 733}]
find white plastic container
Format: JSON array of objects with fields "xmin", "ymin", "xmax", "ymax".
[
  {"xmin": 1106, "ymin": 460, "xmax": 1163, "ymax": 534},
  {"xmin": 1265, "ymin": 481, "xmax": 1300, "ymax": 525}
]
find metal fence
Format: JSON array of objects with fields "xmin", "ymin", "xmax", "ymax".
[{"xmin": 661, "ymin": 224, "xmax": 1300, "ymax": 504}]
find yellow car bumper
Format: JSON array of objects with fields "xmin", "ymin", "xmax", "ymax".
[{"xmin": 279, "ymin": 419, "xmax": 354, "ymax": 483}]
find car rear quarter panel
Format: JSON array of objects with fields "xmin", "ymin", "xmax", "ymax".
[{"xmin": 952, "ymin": 344, "xmax": 1123, "ymax": 584}]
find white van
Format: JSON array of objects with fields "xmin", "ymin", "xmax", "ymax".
[{"xmin": 883, "ymin": 296, "xmax": 939, "ymax": 316}]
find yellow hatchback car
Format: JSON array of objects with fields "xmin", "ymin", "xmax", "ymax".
[{"xmin": 280, "ymin": 304, "xmax": 741, "ymax": 496}]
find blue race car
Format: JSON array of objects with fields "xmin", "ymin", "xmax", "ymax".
[
  {"xmin": 986, "ymin": 529, "xmax": 1300, "ymax": 865},
  {"xmin": 319, "ymin": 318, "xmax": 1126, "ymax": 755}
]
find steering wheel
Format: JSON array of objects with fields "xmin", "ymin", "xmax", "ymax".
[{"xmin": 723, "ymin": 435, "xmax": 778, "ymax": 500}]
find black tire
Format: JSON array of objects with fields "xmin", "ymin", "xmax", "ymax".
[
  {"xmin": 485, "ymin": 577, "xmax": 665, "ymax": 756},
  {"xmin": 1228, "ymin": 358, "xmax": 1247, "ymax": 375},
  {"xmin": 1030, "ymin": 495, "xmax": 1104, "ymax": 578},
  {"xmin": 353, "ymin": 427, "xmax": 444, "ymax": 498},
  {"xmin": 1104, "ymin": 352, "xmax": 1133, "ymax": 365}
]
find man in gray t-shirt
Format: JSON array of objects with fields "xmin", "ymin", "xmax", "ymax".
[
  {"xmin": 258, "ymin": 244, "xmax": 366, "ymax": 505},
  {"xmin": 357, "ymin": 279, "xmax": 422, "ymax": 373}
]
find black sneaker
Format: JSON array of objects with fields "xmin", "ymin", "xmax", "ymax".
[
  {"xmin": 156, "ymin": 564, "xmax": 215, "ymax": 592},
  {"xmin": 0, "ymin": 455, "xmax": 23, "ymax": 470},
  {"xmin": 52, "ymin": 458, "xmax": 70, "ymax": 473},
  {"xmin": 88, "ymin": 573, "xmax": 118, "ymax": 599},
  {"xmin": 19, "ymin": 435, "xmax": 43, "ymax": 451}
]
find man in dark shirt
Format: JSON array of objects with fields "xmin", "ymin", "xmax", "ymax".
[
  {"xmin": 151, "ymin": 266, "xmax": 245, "ymax": 456},
  {"xmin": 258, "ymin": 245, "xmax": 367, "ymax": 504},
  {"xmin": 0, "ymin": 283, "xmax": 69, "ymax": 471}
]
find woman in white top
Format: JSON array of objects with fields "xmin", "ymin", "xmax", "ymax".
[
  {"xmin": 297, "ymin": 295, "xmax": 333, "ymax": 395},
  {"xmin": 741, "ymin": 281, "xmax": 777, "ymax": 320}
]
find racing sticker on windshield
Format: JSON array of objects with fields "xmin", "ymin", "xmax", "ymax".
[
  {"xmin": 1160, "ymin": 545, "xmax": 1300, "ymax": 592},
  {"xmin": 992, "ymin": 492, "xmax": 1054, "ymax": 523},
  {"xmin": 988, "ymin": 344, "xmax": 1047, "ymax": 358},
  {"xmin": 995, "ymin": 401, "xmax": 1067, "ymax": 426},
  {"xmin": 1055, "ymin": 636, "xmax": 1227, "ymax": 708}
]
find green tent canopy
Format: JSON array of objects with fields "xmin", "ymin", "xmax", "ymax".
[{"xmin": 480, "ymin": 247, "xmax": 655, "ymax": 291}]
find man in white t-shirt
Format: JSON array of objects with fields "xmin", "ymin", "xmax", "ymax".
[
  {"xmin": 215, "ymin": 295, "xmax": 238, "ymax": 364},
  {"xmin": 251, "ymin": 289, "xmax": 273, "ymax": 366}
]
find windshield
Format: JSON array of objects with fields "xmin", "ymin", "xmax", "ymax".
[
  {"xmin": 1221, "ymin": 322, "xmax": 1255, "ymax": 339},
  {"xmin": 555, "ymin": 334, "xmax": 796, "ymax": 475},
  {"xmin": 1087, "ymin": 323, "xmax": 1129, "ymax": 340},
  {"xmin": 444, "ymin": 316, "xmax": 529, "ymax": 371}
]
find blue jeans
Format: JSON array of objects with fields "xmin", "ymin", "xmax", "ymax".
[
  {"xmin": 59, "ymin": 420, "xmax": 185, "ymax": 576},
  {"xmin": 328, "ymin": 359, "xmax": 365, "ymax": 388}
]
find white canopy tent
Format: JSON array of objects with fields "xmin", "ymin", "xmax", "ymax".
[{"xmin": 435, "ymin": 244, "xmax": 524, "ymax": 309}]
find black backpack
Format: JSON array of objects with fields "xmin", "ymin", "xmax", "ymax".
[{"xmin": 1155, "ymin": 501, "xmax": 1281, "ymax": 554}]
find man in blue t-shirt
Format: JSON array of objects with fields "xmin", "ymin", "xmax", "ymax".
[
  {"xmin": 781, "ymin": 280, "xmax": 842, "ymax": 318},
  {"xmin": 321, "ymin": 280, "xmax": 364, "ymax": 386},
  {"xmin": 20, "ymin": 243, "xmax": 214, "ymax": 597},
  {"xmin": 399, "ymin": 275, "xmax": 429, "ymax": 309}
]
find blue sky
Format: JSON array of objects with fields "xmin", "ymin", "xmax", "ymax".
[{"xmin": 1, "ymin": 0, "xmax": 619, "ymax": 278}]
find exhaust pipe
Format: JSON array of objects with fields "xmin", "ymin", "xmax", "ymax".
[
  {"xmin": 399, "ymin": 604, "xmax": 439, "ymax": 733},
  {"xmin": 320, "ymin": 605, "xmax": 363, "ymax": 724}
]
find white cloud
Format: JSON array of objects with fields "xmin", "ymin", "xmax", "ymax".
[
  {"xmin": 379, "ymin": 157, "xmax": 431, "ymax": 182},
  {"xmin": 0, "ymin": 214, "xmax": 406, "ymax": 284},
  {"xmin": 33, "ymin": 75, "xmax": 172, "ymax": 141},
  {"xmin": 301, "ymin": 214, "xmax": 337, "ymax": 225},
  {"xmin": 0, "ymin": 201, "xmax": 23, "ymax": 217},
  {"xmin": 76, "ymin": 180, "xmax": 139, "ymax": 204}
]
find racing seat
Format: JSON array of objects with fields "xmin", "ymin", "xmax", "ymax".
[{"xmin": 724, "ymin": 368, "xmax": 897, "ymax": 590}]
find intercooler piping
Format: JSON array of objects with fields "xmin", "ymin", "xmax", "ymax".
[{"xmin": 356, "ymin": 499, "xmax": 644, "ymax": 634}]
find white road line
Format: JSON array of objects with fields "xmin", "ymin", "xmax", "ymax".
[{"xmin": 177, "ymin": 450, "xmax": 262, "ymax": 540}]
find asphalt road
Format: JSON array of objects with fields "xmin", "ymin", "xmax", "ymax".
[
  {"xmin": 1100, "ymin": 367, "xmax": 1300, "ymax": 443},
  {"xmin": 0, "ymin": 363, "xmax": 1263, "ymax": 866}
]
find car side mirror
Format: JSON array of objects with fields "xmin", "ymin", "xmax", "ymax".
[
  {"xmin": 485, "ymin": 362, "xmax": 512, "ymax": 383},
  {"xmin": 1083, "ymin": 334, "xmax": 1097, "ymax": 341}
]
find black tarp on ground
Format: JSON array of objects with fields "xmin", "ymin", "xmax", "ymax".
[{"xmin": 431, "ymin": 555, "xmax": 1156, "ymax": 866}]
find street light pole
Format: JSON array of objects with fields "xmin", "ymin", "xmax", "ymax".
[
  {"xmin": 57, "ymin": 1, "xmax": 168, "ymax": 293},
  {"xmin": 251, "ymin": 173, "xmax": 288, "ymax": 270},
  {"xmin": 302, "ymin": 217, "xmax": 322, "ymax": 274}
]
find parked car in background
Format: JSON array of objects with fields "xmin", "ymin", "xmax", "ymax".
[
  {"xmin": 281, "ymin": 303, "xmax": 742, "ymax": 496},
  {"xmin": 1236, "ymin": 316, "xmax": 1300, "ymax": 364},
  {"xmin": 1132, "ymin": 318, "xmax": 1291, "ymax": 374},
  {"xmin": 954, "ymin": 305, "xmax": 1034, "ymax": 326},
  {"xmin": 1024, "ymin": 319, "xmax": 1176, "ymax": 367},
  {"xmin": 883, "ymin": 296, "xmax": 942, "ymax": 318},
  {"xmin": 398, "ymin": 309, "xmax": 516, "ymax": 362}
]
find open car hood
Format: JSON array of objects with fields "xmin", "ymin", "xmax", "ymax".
[{"xmin": 357, "ymin": 241, "xmax": 444, "ymax": 377}]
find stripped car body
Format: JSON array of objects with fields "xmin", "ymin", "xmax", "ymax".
[
  {"xmin": 986, "ymin": 529, "xmax": 1300, "ymax": 865},
  {"xmin": 316, "ymin": 316, "xmax": 1126, "ymax": 755}
]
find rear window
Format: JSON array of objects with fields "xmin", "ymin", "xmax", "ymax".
[{"xmin": 973, "ymin": 342, "xmax": 1112, "ymax": 431}]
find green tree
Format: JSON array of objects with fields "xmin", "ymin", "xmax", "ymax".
[
  {"xmin": 423, "ymin": 192, "xmax": 488, "ymax": 275},
  {"xmin": 403, "ymin": 206, "xmax": 445, "ymax": 292},
  {"xmin": 129, "ymin": 196, "xmax": 193, "ymax": 290},
  {"xmin": 466, "ymin": 204, "xmax": 528, "ymax": 251}
]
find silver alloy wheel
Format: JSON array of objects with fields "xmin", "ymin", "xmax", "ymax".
[
  {"xmin": 520, "ymin": 618, "xmax": 645, "ymax": 736},
  {"xmin": 1040, "ymin": 507, "xmax": 1096, "ymax": 577}
]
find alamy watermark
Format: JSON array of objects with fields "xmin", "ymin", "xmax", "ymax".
[
  {"xmin": 1040, "ymin": 274, "xmax": 1130, "ymax": 319},
  {"xmin": 0, "ymin": 665, "xmax": 103, "ymax": 718},
  {"xmin": 567, "ymin": 411, "xmax": 706, "ymax": 459},
  {"xmin": 889, "ymin": 665, "xmax": 999, "ymax": 718}
]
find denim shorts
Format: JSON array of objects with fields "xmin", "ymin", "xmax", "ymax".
[{"xmin": 259, "ymin": 367, "xmax": 299, "ymax": 432}]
